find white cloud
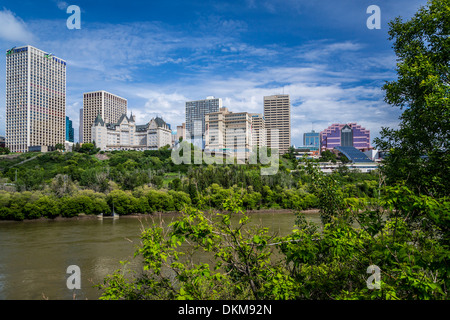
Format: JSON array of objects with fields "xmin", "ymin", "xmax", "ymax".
[
  {"xmin": 0, "ymin": 13, "xmax": 401, "ymax": 144},
  {"xmin": 0, "ymin": 9, "xmax": 34, "ymax": 43}
]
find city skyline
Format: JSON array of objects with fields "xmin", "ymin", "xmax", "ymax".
[{"xmin": 0, "ymin": 0, "xmax": 429, "ymax": 147}]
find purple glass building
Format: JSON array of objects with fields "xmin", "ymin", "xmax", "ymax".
[{"xmin": 320, "ymin": 123, "xmax": 371, "ymax": 152}]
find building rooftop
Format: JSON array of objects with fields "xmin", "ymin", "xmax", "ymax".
[{"xmin": 335, "ymin": 146, "xmax": 373, "ymax": 163}]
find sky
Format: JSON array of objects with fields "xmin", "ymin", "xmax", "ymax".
[{"xmin": 0, "ymin": 0, "xmax": 429, "ymax": 146}]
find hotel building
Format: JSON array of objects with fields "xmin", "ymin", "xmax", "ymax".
[
  {"xmin": 263, "ymin": 94, "xmax": 291, "ymax": 155},
  {"xmin": 82, "ymin": 90, "xmax": 127, "ymax": 144},
  {"xmin": 6, "ymin": 45, "xmax": 66, "ymax": 153},
  {"xmin": 91, "ymin": 113, "xmax": 172, "ymax": 151}
]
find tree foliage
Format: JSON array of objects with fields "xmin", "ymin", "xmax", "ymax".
[{"xmin": 374, "ymin": 0, "xmax": 450, "ymax": 197}]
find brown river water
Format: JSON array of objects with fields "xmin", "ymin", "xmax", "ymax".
[{"xmin": 0, "ymin": 210, "xmax": 321, "ymax": 300}]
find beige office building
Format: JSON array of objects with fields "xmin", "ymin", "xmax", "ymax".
[
  {"xmin": 82, "ymin": 90, "xmax": 127, "ymax": 144},
  {"xmin": 263, "ymin": 94, "xmax": 291, "ymax": 154},
  {"xmin": 250, "ymin": 113, "xmax": 266, "ymax": 149},
  {"xmin": 205, "ymin": 107, "xmax": 259, "ymax": 162},
  {"xmin": 6, "ymin": 45, "xmax": 66, "ymax": 153}
]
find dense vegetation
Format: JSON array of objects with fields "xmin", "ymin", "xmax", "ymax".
[{"xmin": 0, "ymin": 144, "xmax": 379, "ymax": 220}]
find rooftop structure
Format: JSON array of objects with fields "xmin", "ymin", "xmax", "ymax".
[{"xmin": 334, "ymin": 146, "xmax": 373, "ymax": 163}]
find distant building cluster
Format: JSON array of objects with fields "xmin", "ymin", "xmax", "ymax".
[
  {"xmin": 4, "ymin": 44, "xmax": 380, "ymax": 169},
  {"xmin": 185, "ymin": 94, "xmax": 290, "ymax": 160},
  {"xmin": 4, "ymin": 46, "xmax": 292, "ymax": 157}
]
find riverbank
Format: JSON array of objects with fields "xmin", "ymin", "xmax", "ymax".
[{"xmin": 0, "ymin": 208, "xmax": 320, "ymax": 223}]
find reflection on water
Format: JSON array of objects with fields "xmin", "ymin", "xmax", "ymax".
[{"xmin": 0, "ymin": 211, "xmax": 320, "ymax": 300}]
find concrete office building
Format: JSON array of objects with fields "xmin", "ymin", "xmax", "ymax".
[
  {"xmin": 79, "ymin": 108, "xmax": 83, "ymax": 143},
  {"xmin": 82, "ymin": 90, "xmax": 127, "ymax": 144},
  {"xmin": 204, "ymin": 107, "xmax": 255, "ymax": 162},
  {"xmin": 6, "ymin": 45, "xmax": 66, "ymax": 153},
  {"xmin": 251, "ymin": 113, "xmax": 266, "ymax": 148},
  {"xmin": 185, "ymin": 96, "xmax": 222, "ymax": 147},
  {"xmin": 263, "ymin": 94, "xmax": 291, "ymax": 154}
]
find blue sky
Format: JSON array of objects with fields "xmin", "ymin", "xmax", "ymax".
[{"xmin": 0, "ymin": 0, "xmax": 428, "ymax": 146}]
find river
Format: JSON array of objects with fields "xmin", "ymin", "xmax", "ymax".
[{"xmin": 0, "ymin": 211, "xmax": 321, "ymax": 300}]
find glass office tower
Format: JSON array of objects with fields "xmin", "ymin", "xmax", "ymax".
[{"xmin": 185, "ymin": 96, "xmax": 222, "ymax": 148}]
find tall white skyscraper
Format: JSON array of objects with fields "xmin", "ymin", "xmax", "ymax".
[
  {"xmin": 6, "ymin": 45, "xmax": 66, "ymax": 153},
  {"xmin": 82, "ymin": 90, "xmax": 127, "ymax": 144}
]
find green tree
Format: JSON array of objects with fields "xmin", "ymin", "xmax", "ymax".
[
  {"xmin": 97, "ymin": 198, "xmax": 297, "ymax": 300},
  {"xmin": 374, "ymin": 0, "xmax": 449, "ymax": 197},
  {"xmin": 79, "ymin": 143, "xmax": 98, "ymax": 155},
  {"xmin": 319, "ymin": 150, "xmax": 337, "ymax": 163},
  {"xmin": 303, "ymin": 160, "xmax": 348, "ymax": 225}
]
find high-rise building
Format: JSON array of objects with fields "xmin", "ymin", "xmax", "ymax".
[
  {"xmin": 66, "ymin": 116, "xmax": 74, "ymax": 142},
  {"xmin": 79, "ymin": 108, "xmax": 83, "ymax": 143},
  {"xmin": 185, "ymin": 96, "xmax": 222, "ymax": 147},
  {"xmin": 263, "ymin": 94, "xmax": 291, "ymax": 154},
  {"xmin": 250, "ymin": 113, "xmax": 266, "ymax": 148},
  {"xmin": 320, "ymin": 123, "xmax": 372, "ymax": 152},
  {"xmin": 204, "ymin": 107, "xmax": 254, "ymax": 162},
  {"xmin": 6, "ymin": 45, "xmax": 66, "ymax": 153},
  {"xmin": 82, "ymin": 90, "xmax": 127, "ymax": 144}
]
